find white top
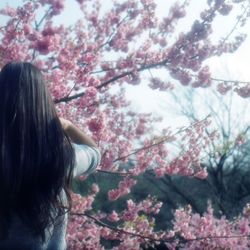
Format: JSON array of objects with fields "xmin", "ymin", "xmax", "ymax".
[
  {"xmin": 0, "ymin": 143, "xmax": 101, "ymax": 250},
  {"xmin": 72, "ymin": 143, "xmax": 101, "ymax": 177}
]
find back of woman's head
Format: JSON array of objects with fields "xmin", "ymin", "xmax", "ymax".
[{"xmin": 0, "ymin": 62, "xmax": 75, "ymax": 241}]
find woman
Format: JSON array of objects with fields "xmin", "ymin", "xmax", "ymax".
[{"xmin": 0, "ymin": 62, "xmax": 101, "ymax": 249}]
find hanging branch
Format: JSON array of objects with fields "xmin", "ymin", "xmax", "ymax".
[{"xmin": 70, "ymin": 211, "xmax": 250, "ymax": 246}]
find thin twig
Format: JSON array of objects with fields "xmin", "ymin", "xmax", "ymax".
[
  {"xmin": 35, "ymin": 7, "xmax": 52, "ymax": 30},
  {"xmin": 97, "ymin": 169, "xmax": 133, "ymax": 176},
  {"xmin": 114, "ymin": 115, "xmax": 210, "ymax": 162}
]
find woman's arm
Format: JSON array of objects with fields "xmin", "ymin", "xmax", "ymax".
[
  {"xmin": 59, "ymin": 118, "xmax": 101, "ymax": 177},
  {"xmin": 59, "ymin": 118, "xmax": 97, "ymax": 147}
]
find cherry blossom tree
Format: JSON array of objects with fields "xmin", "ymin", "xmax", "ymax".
[
  {"xmin": 1, "ymin": 0, "xmax": 250, "ymax": 248},
  {"xmin": 138, "ymin": 87, "xmax": 250, "ymax": 227}
]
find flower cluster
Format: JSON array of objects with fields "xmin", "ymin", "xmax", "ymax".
[{"xmin": 171, "ymin": 203, "xmax": 250, "ymax": 249}]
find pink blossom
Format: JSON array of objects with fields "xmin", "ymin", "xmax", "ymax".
[
  {"xmin": 108, "ymin": 178, "xmax": 137, "ymax": 201},
  {"xmin": 235, "ymin": 86, "xmax": 250, "ymax": 98},
  {"xmin": 108, "ymin": 189, "xmax": 120, "ymax": 201},
  {"xmin": 40, "ymin": 0, "xmax": 64, "ymax": 15},
  {"xmin": 154, "ymin": 167, "xmax": 167, "ymax": 177},
  {"xmin": 91, "ymin": 184, "xmax": 99, "ymax": 193},
  {"xmin": 194, "ymin": 65, "xmax": 212, "ymax": 87},
  {"xmin": 23, "ymin": 24, "xmax": 32, "ymax": 35},
  {"xmin": 87, "ymin": 118, "xmax": 103, "ymax": 133},
  {"xmin": 78, "ymin": 175, "xmax": 87, "ymax": 181},
  {"xmin": 108, "ymin": 211, "xmax": 120, "ymax": 222},
  {"xmin": 193, "ymin": 169, "xmax": 208, "ymax": 179},
  {"xmin": 0, "ymin": 6, "xmax": 16, "ymax": 16},
  {"xmin": 217, "ymin": 82, "xmax": 232, "ymax": 95},
  {"xmin": 218, "ymin": 4, "xmax": 233, "ymax": 16},
  {"xmin": 235, "ymin": 134, "xmax": 246, "ymax": 146}
]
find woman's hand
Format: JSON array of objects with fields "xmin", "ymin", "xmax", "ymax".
[
  {"xmin": 59, "ymin": 117, "xmax": 72, "ymax": 131},
  {"xmin": 59, "ymin": 117, "xmax": 97, "ymax": 147}
]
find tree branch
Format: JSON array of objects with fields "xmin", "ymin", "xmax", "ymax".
[
  {"xmin": 70, "ymin": 211, "xmax": 250, "ymax": 246},
  {"xmin": 70, "ymin": 211, "xmax": 172, "ymax": 244},
  {"xmin": 53, "ymin": 58, "xmax": 170, "ymax": 103}
]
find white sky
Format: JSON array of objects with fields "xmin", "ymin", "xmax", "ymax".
[{"xmin": 1, "ymin": 0, "xmax": 250, "ymax": 133}]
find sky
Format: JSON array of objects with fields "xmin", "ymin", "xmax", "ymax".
[
  {"xmin": 1, "ymin": 0, "xmax": 250, "ymax": 133},
  {"xmin": 125, "ymin": 0, "xmax": 250, "ymax": 132}
]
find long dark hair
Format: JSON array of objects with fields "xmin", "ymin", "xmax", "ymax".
[{"xmin": 0, "ymin": 62, "xmax": 75, "ymax": 241}]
